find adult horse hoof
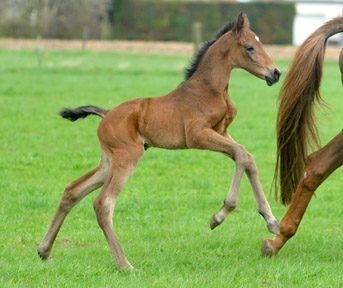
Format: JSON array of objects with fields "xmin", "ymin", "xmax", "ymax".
[
  {"xmin": 261, "ymin": 238, "xmax": 276, "ymax": 257},
  {"xmin": 267, "ymin": 221, "xmax": 280, "ymax": 235}
]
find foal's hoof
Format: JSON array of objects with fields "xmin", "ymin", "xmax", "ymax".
[
  {"xmin": 210, "ymin": 214, "xmax": 222, "ymax": 230},
  {"xmin": 119, "ymin": 264, "xmax": 135, "ymax": 272},
  {"xmin": 267, "ymin": 220, "xmax": 280, "ymax": 235},
  {"xmin": 261, "ymin": 238, "xmax": 276, "ymax": 257}
]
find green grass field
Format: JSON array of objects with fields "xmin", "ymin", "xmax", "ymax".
[{"xmin": 0, "ymin": 48, "xmax": 342, "ymax": 287}]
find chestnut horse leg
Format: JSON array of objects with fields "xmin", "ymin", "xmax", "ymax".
[
  {"xmin": 187, "ymin": 129, "xmax": 279, "ymax": 234},
  {"xmin": 262, "ymin": 129, "xmax": 343, "ymax": 256},
  {"xmin": 38, "ymin": 151, "xmax": 110, "ymax": 260},
  {"xmin": 93, "ymin": 146, "xmax": 144, "ymax": 271}
]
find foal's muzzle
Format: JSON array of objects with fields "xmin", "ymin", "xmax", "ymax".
[{"xmin": 265, "ymin": 68, "xmax": 281, "ymax": 86}]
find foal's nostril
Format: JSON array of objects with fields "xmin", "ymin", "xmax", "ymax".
[
  {"xmin": 265, "ymin": 68, "xmax": 281, "ymax": 86},
  {"xmin": 274, "ymin": 69, "xmax": 281, "ymax": 81}
]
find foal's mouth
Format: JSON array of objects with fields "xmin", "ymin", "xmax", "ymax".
[{"xmin": 265, "ymin": 68, "xmax": 281, "ymax": 86}]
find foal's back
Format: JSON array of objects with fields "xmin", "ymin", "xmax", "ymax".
[{"xmin": 98, "ymin": 85, "xmax": 188, "ymax": 150}]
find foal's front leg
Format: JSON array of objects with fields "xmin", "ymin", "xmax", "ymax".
[
  {"xmin": 210, "ymin": 149, "xmax": 245, "ymax": 229},
  {"xmin": 187, "ymin": 129, "xmax": 279, "ymax": 234},
  {"xmin": 245, "ymin": 156, "xmax": 280, "ymax": 234}
]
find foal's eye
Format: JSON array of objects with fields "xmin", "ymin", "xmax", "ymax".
[{"xmin": 244, "ymin": 46, "xmax": 255, "ymax": 53}]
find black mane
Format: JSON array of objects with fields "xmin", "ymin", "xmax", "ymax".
[{"xmin": 184, "ymin": 21, "xmax": 236, "ymax": 80}]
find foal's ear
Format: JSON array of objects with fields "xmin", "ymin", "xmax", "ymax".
[{"xmin": 232, "ymin": 12, "xmax": 250, "ymax": 35}]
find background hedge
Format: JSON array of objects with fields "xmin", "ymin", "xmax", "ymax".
[
  {"xmin": 111, "ymin": 0, "xmax": 296, "ymax": 44},
  {"xmin": 0, "ymin": 0, "xmax": 295, "ymax": 44}
]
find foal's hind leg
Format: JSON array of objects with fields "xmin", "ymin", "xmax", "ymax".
[
  {"xmin": 93, "ymin": 147, "xmax": 144, "ymax": 271},
  {"xmin": 38, "ymin": 152, "xmax": 109, "ymax": 260},
  {"xmin": 262, "ymin": 130, "xmax": 343, "ymax": 257}
]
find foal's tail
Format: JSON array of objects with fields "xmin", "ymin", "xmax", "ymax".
[
  {"xmin": 274, "ymin": 17, "xmax": 343, "ymax": 205},
  {"xmin": 59, "ymin": 105, "xmax": 108, "ymax": 122}
]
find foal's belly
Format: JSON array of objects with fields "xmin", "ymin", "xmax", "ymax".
[{"xmin": 139, "ymin": 97, "xmax": 187, "ymax": 149}]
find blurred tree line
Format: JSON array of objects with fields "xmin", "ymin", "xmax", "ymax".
[
  {"xmin": 111, "ymin": 0, "xmax": 295, "ymax": 44},
  {"xmin": 0, "ymin": 0, "xmax": 295, "ymax": 44},
  {"xmin": 0, "ymin": 0, "xmax": 111, "ymax": 39}
]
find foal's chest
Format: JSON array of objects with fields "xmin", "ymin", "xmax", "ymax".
[{"xmin": 213, "ymin": 95, "xmax": 237, "ymax": 135}]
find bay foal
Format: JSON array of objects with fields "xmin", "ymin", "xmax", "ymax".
[
  {"xmin": 261, "ymin": 17, "xmax": 343, "ymax": 257},
  {"xmin": 38, "ymin": 13, "xmax": 281, "ymax": 270}
]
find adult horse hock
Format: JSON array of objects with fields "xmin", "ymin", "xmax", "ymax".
[
  {"xmin": 261, "ymin": 17, "xmax": 343, "ymax": 257},
  {"xmin": 37, "ymin": 13, "xmax": 281, "ymax": 270}
]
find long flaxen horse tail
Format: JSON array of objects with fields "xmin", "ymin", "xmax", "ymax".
[{"xmin": 274, "ymin": 17, "xmax": 343, "ymax": 205}]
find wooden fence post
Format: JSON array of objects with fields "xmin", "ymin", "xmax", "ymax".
[
  {"xmin": 192, "ymin": 22, "xmax": 202, "ymax": 54},
  {"xmin": 37, "ymin": 34, "xmax": 42, "ymax": 67},
  {"xmin": 82, "ymin": 26, "xmax": 88, "ymax": 50}
]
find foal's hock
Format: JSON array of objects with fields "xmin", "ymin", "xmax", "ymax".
[{"xmin": 38, "ymin": 13, "xmax": 281, "ymax": 271}]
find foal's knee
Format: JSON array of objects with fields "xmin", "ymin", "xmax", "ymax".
[
  {"xmin": 235, "ymin": 146, "xmax": 258, "ymax": 174},
  {"xmin": 234, "ymin": 145, "xmax": 249, "ymax": 167},
  {"xmin": 246, "ymin": 153, "xmax": 258, "ymax": 176}
]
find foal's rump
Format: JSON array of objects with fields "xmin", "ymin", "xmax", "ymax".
[{"xmin": 58, "ymin": 93, "xmax": 187, "ymax": 150}]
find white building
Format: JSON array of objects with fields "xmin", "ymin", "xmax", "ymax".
[
  {"xmin": 293, "ymin": 1, "xmax": 343, "ymax": 45},
  {"xmin": 241, "ymin": 0, "xmax": 343, "ymax": 45}
]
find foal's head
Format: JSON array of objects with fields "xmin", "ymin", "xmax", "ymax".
[{"xmin": 229, "ymin": 13, "xmax": 281, "ymax": 86}]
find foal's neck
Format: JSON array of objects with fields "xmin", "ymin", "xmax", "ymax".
[{"xmin": 193, "ymin": 35, "xmax": 233, "ymax": 94}]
